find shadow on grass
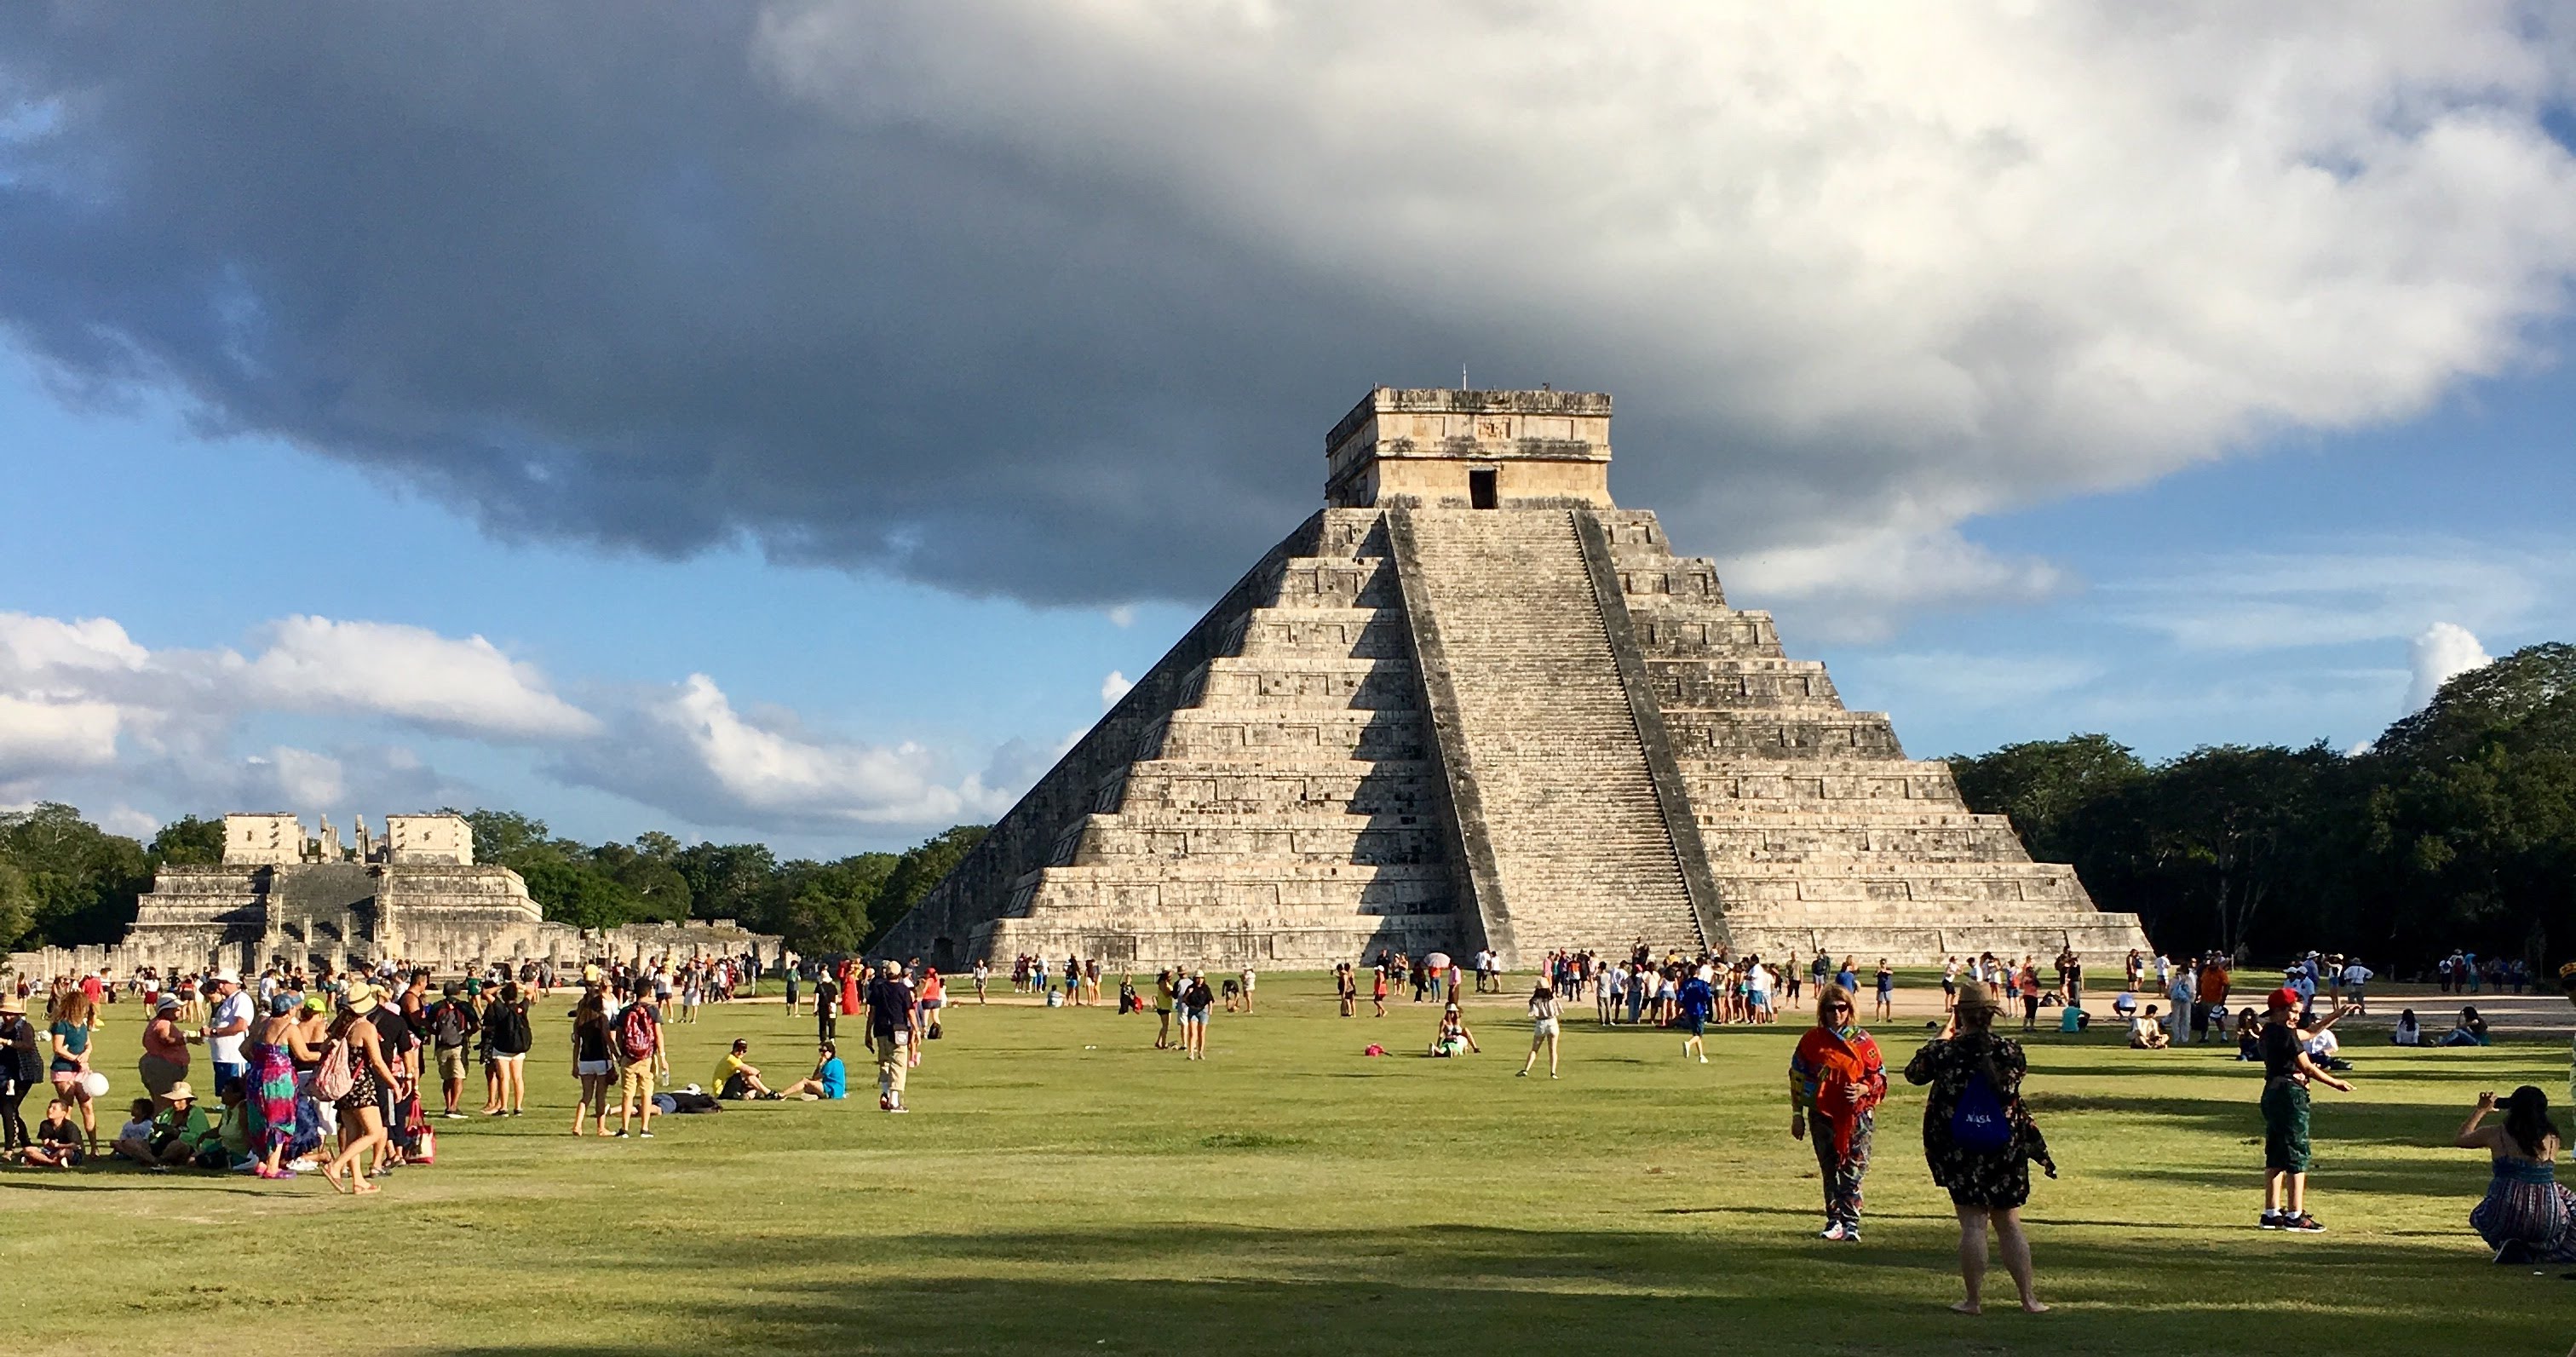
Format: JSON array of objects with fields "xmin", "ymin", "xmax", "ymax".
[{"xmin": 418, "ymin": 1222, "xmax": 2558, "ymax": 1357}]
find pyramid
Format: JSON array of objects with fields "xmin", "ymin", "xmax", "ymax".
[{"xmin": 879, "ymin": 388, "xmax": 2148, "ymax": 970}]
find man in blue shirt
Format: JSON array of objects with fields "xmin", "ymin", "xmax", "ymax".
[
  {"xmin": 1677, "ymin": 972, "xmax": 1716, "ymax": 1064},
  {"xmin": 775, "ymin": 1042, "xmax": 848, "ymax": 1101}
]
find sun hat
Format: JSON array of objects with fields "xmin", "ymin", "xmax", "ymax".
[
  {"xmin": 155, "ymin": 995, "xmax": 181, "ymax": 1013},
  {"xmin": 211, "ymin": 969, "xmax": 241, "ymax": 986},
  {"xmin": 269, "ymin": 992, "xmax": 300, "ymax": 1015},
  {"xmin": 164, "ymin": 1081, "xmax": 197, "ymax": 1103}
]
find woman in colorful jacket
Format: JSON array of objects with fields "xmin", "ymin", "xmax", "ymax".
[{"xmin": 1789, "ymin": 982, "xmax": 1888, "ymax": 1242}]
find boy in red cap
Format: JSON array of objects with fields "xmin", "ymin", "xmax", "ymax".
[{"xmin": 2260, "ymin": 985, "xmax": 2352, "ymax": 1232}]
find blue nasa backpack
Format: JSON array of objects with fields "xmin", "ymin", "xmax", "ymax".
[{"xmin": 1952, "ymin": 1072, "xmax": 2014, "ymax": 1153}]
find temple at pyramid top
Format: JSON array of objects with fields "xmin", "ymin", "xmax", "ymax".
[
  {"xmin": 880, "ymin": 386, "xmax": 2147, "ymax": 973},
  {"xmin": 1325, "ymin": 387, "xmax": 1617, "ymax": 510}
]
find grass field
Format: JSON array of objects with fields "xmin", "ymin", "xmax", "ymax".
[{"xmin": 1, "ymin": 975, "xmax": 2565, "ymax": 1355}]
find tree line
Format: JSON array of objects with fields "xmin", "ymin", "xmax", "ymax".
[
  {"xmin": 1947, "ymin": 641, "xmax": 2574, "ymax": 972},
  {"xmin": 5, "ymin": 641, "xmax": 2566, "ymax": 970},
  {"xmin": 0, "ymin": 804, "xmax": 983, "ymax": 958}
]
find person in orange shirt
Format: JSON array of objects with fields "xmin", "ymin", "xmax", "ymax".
[{"xmin": 2195, "ymin": 957, "xmax": 2232, "ymax": 1045}]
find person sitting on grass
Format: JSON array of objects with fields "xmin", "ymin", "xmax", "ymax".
[
  {"xmin": 2442, "ymin": 1007, "xmax": 2492, "ymax": 1048},
  {"xmin": 1429, "ymin": 1004, "xmax": 1478, "ymax": 1058},
  {"xmin": 712, "ymin": 1039, "xmax": 779, "ymax": 1100},
  {"xmin": 2233, "ymin": 1009, "xmax": 2263, "ymax": 1061},
  {"xmin": 772, "ymin": 1044, "xmax": 847, "ymax": 1101},
  {"xmin": 2393, "ymin": 1009, "xmax": 2424, "ymax": 1046},
  {"xmin": 127, "ymin": 1083, "xmax": 218, "ymax": 1170},
  {"xmin": 2302, "ymin": 1014, "xmax": 2352, "ymax": 1072},
  {"xmin": 2129, "ymin": 1005, "xmax": 2170, "ymax": 1050},
  {"xmin": 23, "ymin": 1098, "xmax": 84, "ymax": 1167},
  {"xmin": 108, "ymin": 1095, "xmax": 159, "ymax": 1166}
]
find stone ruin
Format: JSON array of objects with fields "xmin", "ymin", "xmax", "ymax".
[
  {"xmin": 5, "ymin": 812, "xmax": 783, "ymax": 980},
  {"xmin": 878, "ymin": 387, "xmax": 2150, "ymax": 972}
]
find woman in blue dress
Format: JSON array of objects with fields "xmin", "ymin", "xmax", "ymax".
[{"xmin": 2458, "ymin": 1085, "xmax": 2576, "ymax": 1262}]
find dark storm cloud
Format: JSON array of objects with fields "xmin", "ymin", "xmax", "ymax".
[
  {"xmin": 3, "ymin": 4, "xmax": 2572, "ymax": 627},
  {"xmin": 0, "ymin": 4, "xmax": 1454, "ymax": 604}
]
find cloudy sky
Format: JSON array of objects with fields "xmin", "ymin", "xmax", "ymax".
[{"xmin": 3, "ymin": 3, "xmax": 2573, "ymax": 855}]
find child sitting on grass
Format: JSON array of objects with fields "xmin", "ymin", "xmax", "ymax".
[
  {"xmin": 109, "ymin": 1097, "xmax": 159, "ymax": 1166},
  {"xmin": 24, "ymin": 1100, "xmax": 84, "ymax": 1167}
]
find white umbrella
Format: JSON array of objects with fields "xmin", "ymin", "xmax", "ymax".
[{"xmin": 1425, "ymin": 952, "xmax": 1452, "ymax": 971}]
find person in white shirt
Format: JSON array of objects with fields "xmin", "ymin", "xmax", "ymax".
[
  {"xmin": 2302, "ymin": 1015, "xmax": 2347, "ymax": 1070},
  {"xmin": 1238, "ymin": 965, "xmax": 1256, "ymax": 1014},
  {"xmin": 2166, "ymin": 966, "xmax": 2198, "ymax": 1045},
  {"xmin": 199, "ymin": 970, "xmax": 255, "ymax": 1100},
  {"xmin": 2128, "ymin": 1004, "xmax": 2171, "ymax": 1049}
]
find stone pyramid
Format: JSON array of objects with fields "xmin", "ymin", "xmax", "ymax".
[{"xmin": 880, "ymin": 388, "xmax": 2149, "ymax": 971}]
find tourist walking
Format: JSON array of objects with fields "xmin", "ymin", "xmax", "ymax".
[
  {"xmin": 1872, "ymin": 961, "xmax": 1895, "ymax": 1021},
  {"xmin": 570, "ymin": 988, "xmax": 617, "ymax": 1136},
  {"xmin": 1905, "ymin": 985, "xmax": 2054, "ymax": 1314},
  {"xmin": 319, "ymin": 985, "xmax": 398, "ymax": 1194},
  {"xmin": 2259, "ymin": 987, "xmax": 2353, "ymax": 1231},
  {"xmin": 2458, "ymin": 1087, "xmax": 2576, "ymax": 1262},
  {"xmin": 1677, "ymin": 968, "xmax": 1714, "ymax": 1064},
  {"xmin": 1789, "ymin": 984, "xmax": 1886, "ymax": 1242},
  {"xmin": 866, "ymin": 960, "xmax": 919, "ymax": 1111},
  {"xmin": 1153, "ymin": 969, "xmax": 1177, "ymax": 1049},
  {"xmin": 1180, "ymin": 971, "xmax": 1216, "ymax": 1060},
  {"xmin": 613, "ymin": 987, "xmax": 663, "ymax": 1139},
  {"xmin": 246, "ymin": 992, "xmax": 307, "ymax": 1178},
  {"xmin": 1520, "ymin": 980, "xmax": 1561, "ymax": 1078}
]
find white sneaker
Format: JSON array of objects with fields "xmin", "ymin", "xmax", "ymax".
[{"xmin": 443, "ymin": 1112, "xmax": 465, "ymax": 1120}]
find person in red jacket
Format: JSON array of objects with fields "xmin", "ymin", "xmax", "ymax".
[{"xmin": 1789, "ymin": 983, "xmax": 1889, "ymax": 1243}]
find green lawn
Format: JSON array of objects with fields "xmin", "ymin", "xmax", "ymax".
[{"xmin": 1, "ymin": 976, "xmax": 2563, "ymax": 1355}]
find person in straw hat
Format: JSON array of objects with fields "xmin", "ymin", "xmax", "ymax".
[
  {"xmin": 321, "ymin": 981, "xmax": 399, "ymax": 1194},
  {"xmin": 1905, "ymin": 980, "xmax": 2056, "ymax": 1314}
]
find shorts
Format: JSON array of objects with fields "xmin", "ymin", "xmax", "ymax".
[
  {"xmin": 619, "ymin": 1063, "xmax": 657, "ymax": 1100},
  {"xmin": 436, "ymin": 1046, "xmax": 469, "ymax": 1081},
  {"xmin": 922, "ymin": 998, "xmax": 944, "ymax": 1010},
  {"xmin": 1532, "ymin": 1018, "xmax": 1560, "ymax": 1039},
  {"xmin": 1686, "ymin": 1015, "xmax": 1706, "ymax": 1037},
  {"xmin": 138, "ymin": 1053, "xmax": 186, "ymax": 1098},
  {"xmin": 2262, "ymin": 1079, "xmax": 2312, "ymax": 1172},
  {"xmin": 576, "ymin": 1059, "xmax": 613, "ymax": 1078},
  {"xmin": 211, "ymin": 1061, "xmax": 247, "ymax": 1098}
]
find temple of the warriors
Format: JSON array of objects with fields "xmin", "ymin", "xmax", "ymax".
[
  {"xmin": 879, "ymin": 388, "xmax": 2149, "ymax": 971},
  {"xmin": 5, "ymin": 812, "xmax": 782, "ymax": 979}
]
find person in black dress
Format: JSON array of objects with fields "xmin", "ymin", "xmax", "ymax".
[{"xmin": 1905, "ymin": 983, "xmax": 2055, "ymax": 1314}]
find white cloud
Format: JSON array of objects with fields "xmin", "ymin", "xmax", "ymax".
[
  {"xmin": 0, "ymin": 692, "xmax": 123, "ymax": 772},
  {"xmin": 1100, "ymin": 670, "xmax": 1135, "ymax": 708},
  {"xmin": 1107, "ymin": 606, "xmax": 1137, "ymax": 629},
  {"xmin": 2112, "ymin": 541, "xmax": 2576, "ymax": 653},
  {"xmin": 242, "ymin": 616, "xmax": 598, "ymax": 739},
  {"xmin": 2406, "ymin": 621, "xmax": 2492, "ymax": 710},
  {"xmin": 760, "ymin": 2, "xmax": 2576, "ymax": 611},
  {"xmin": 1723, "ymin": 523, "xmax": 2071, "ymax": 642},
  {"xmin": 546, "ymin": 674, "xmax": 1017, "ymax": 831}
]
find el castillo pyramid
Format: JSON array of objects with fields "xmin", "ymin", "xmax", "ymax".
[{"xmin": 880, "ymin": 388, "xmax": 2148, "ymax": 971}]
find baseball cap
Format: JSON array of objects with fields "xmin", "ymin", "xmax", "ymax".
[
  {"xmin": 211, "ymin": 969, "xmax": 241, "ymax": 986},
  {"xmin": 2267, "ymin": 986, "xmax": 2300, "ymax": 1010}
]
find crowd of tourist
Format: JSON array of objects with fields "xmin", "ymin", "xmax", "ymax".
[{"xmin": 7, "ymin": 937, "xmax": 2567, "ymax": 1306}]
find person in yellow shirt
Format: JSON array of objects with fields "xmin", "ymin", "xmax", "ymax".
[{"xmin": 712, "ymin": 1039, "xmax": 775, "ymax": 1100}]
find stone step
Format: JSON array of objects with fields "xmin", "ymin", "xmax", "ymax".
[
  {"xmin": 1401, "ymin": 507, "xmax": 1702, "ymax": 952},
  {"xmin": 1153, "ymin": 709, "xmax": 1429, "ymax": 760}
]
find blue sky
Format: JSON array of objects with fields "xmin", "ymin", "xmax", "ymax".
[{"xmin": 3, "ymin": 6, "xmax": 2573, "ymax": 857}]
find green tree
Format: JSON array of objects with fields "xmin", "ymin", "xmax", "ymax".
[
  {"xmin": 517, "ymin": 858, "xmax": 645, "ymax": 931},
  {"xmin": 0, "ymin": 802, "xmax": 152, "ymax": 946},
  {"xmin": 1947, "ymin": 733, "xmax": 2148, "ymax": 864},
  {"xmin": 148, "ymin": 814, "xmax": 227, "ymax": 865},
  {"xmin": 870, "ymin": 825, "xmax": 988, "ymax": 947},
  {"xmin": 0, "ymin": 860, "xmax": 35, "ymax": 952}
]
